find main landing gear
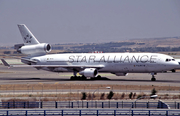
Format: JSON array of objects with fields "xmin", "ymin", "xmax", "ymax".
[
  {"xmin": 70, "ymin": 71, "xmax": 87, "ymax": 80},
  {"xmin": 70, "ymin": 75, "xmax": 102, "ymax": 80},
  {"xmin": 70, "ymin": 75, "xmax": 87, "ymax": 80},
  {"xmin": 70, "ymin": 71, "xmax": 102, "ymax": 80},
  {"xmin": 151, "ymin": 73, "xmax": 157, "ymax": 81},
  {"xmin": 171, "ymin": 69, "xmax": 176, "ymax": 73}
]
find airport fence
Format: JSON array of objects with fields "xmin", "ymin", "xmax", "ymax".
[
  {"xmin": 0, "ymin": 101, "xmax": 179, "ymax": 109},
  {"xmin": 1, "ymin": 109, "xmax": 180, "ymax": 116}
]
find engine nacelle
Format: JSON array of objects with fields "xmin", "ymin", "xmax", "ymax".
[
  {"xmin": 79, "ymin": 68, "xmax": 98, "ymax": 77},
  {"xmin": 17, "ymin": 43, "xmax": 51, "ymax": 55},
  {"xmin": 114, "ymin": 73, "xmax": 128, "ymax": 76}
]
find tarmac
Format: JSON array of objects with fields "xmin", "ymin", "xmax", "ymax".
[{"xmin": 0, "ymin": 63, "xmax": 180, "ymax": 86}]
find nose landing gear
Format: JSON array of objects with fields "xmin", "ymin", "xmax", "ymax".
[{"xmin": 151, "ymin": 73, "xmax": 157, "ymax": 81}]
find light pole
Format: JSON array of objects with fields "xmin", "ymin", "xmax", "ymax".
[
  {"xmin": 77, "ymin": 90, "xmax": 81, "ymax": 108},
  {"xmin": 129, "ymin": 95, "xmax": 158, "ymax": 116},
  {"xmin": 106, "ymin": 86, "xmax": 112, "ymax": 108},
  {"xmin": 38, "ymin": 83, "xmax": 44, "ymax": 108},
  {"xmin": 132, "ymin": 95, "xmax": 158, "ymax": 108},
  {"xmin": 54, "ymin": 82, "xmax": 59, "ymax": 98},
  {"xmin": 13, "ymin": 85, "xmax": 15, "ymax": 98},
  {"xmin": 27, "ymin": 83, "xmax": 29, "ymax": 101}
]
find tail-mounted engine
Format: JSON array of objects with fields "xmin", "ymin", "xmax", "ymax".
[{"xmin": 15, "ymin": 43, "xmax": 51, "ymax": 55}]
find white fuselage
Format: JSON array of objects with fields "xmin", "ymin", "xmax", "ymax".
[{"xmin": 28, "ymin": 53, "xmax": 179, "ymax": 74}]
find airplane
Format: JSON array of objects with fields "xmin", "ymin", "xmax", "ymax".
[{"xmin": 1, "ymin": 24, "xmax": 180, "ymax": 81}]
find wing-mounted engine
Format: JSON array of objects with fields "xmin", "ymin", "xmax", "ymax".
[
  {"xmin": 79, "ymin": 68, "xmax": 98, "ymax": 77},
  {"xmin": 15, "ymin": 43, "xmax": 51, "ymax": 55}
]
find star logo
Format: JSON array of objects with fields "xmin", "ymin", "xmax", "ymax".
[{"xmin": 24, "ymin": 34, "xmax": 32, "ymax": 43}]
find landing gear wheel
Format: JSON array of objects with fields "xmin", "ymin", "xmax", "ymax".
[
  {"xmin": 81, "ymin": 75, "xmax": 87, "ymax": 80},
  {"xmin": 151, "ymin": 73, "xmax": 157, "ymax": 81},
  {"xmin": 151, "ymin": 76, "xmax": 156, "ymax": 81},
  {"xmin": 70, "ymin": 76, "xmax": 87, "ymax": 80},
  {"xmin": 96, "ymin": 75, "xmax": 101, "ymax": 79},
  {"xmin": 70, "ymin": 76, "xmax": 76, "ymax": 80},
  {"xmin": 70, "ymin": 76, "xmax": 73, "ymax": 80},
  {"xmin": 171, "ymin": 69, "xmax": 176, "ymax": 73}
]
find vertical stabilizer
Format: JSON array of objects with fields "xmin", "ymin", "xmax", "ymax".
[{"xmin": 18, "ymin": 24, "xmax": 40, "ymax": 45}]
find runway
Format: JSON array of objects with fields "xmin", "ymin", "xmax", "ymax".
[{"xmin": 0, "ymin": 65, "xmax": 180, "ymax": 87}]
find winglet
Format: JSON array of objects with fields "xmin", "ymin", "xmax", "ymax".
[{"xmin": 1, "ymin": 59, "xmax": 11, "ymax": 67}]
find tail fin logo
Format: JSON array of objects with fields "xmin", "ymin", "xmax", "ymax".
[
  {"xmin": 24, "ymin": 34, "xmax": 32, "ymax": 43},
  {"xmin": 18, "ymin": 24, "xmax": 40, "ymax": 45}
]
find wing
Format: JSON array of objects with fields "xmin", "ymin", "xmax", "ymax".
[
  {"xmin": 1, "ymin": 59, "xmax": 104, "ymax": 69},
  {"xmin": 2, "ymin": 55, "xmax": 37, "ymax": 63}
]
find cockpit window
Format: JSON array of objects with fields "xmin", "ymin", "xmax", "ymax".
[{"xmin": 166, "ymin": 59, "xmax": 175, "ymax": 62}]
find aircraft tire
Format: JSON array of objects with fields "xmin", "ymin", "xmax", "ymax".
[
  {"xmin": 151, "ymin": 77, "xmax": 156, "ymax": 81},
  {"xmin": 82, "ymin": 75, "xmax": 87, "ymax": 80},
  {"xmin": 96, "ymin": 75, "xmax": 101, "ymax": 79},
  {"xmin": 70, "ymin": 76, "xmax": 87, "ymax": 80},
  {"xmin": 70, "ymin": 76, "xmax": 75, "ymax": 80}
]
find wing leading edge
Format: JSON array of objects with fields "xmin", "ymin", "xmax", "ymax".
[{"xmin": 1, "ymin": 59, "xmax": 104, "ymax": 69}]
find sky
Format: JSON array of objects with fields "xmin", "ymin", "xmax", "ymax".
[{"xmin": 1, "ymin": 0, "xmax": 180, "ymax": 45}]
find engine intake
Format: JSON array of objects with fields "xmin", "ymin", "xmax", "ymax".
[
  {"xmin": 79, "ymin": 68, "xmax": 98, "ymax": 77},
  {"xmin": 17, "ymin": 43, "xmax": 51, "ymax": 55}
]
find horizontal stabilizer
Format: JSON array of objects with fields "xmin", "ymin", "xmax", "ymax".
[
  {"xmin": 1, "ymin": 59, "xmax": 11, "ymax": 67},
  {"xmin": 2, "ymin": 55, "xmax": 37, "ymax": 63}
]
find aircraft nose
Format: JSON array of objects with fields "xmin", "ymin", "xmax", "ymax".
[
  {"xmin": 175, "ymin": 61, "xmax": 180, "ymax": 65},
  {"xmin": 171, "ymin": 61, "xmax": 180, "ymax": 68},
  {"xmin": 175, "ymin": 62, "xmax": 180, "ymax": 69}
]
